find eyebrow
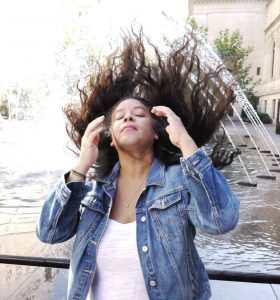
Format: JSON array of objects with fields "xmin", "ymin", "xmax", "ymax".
[{"xmin": 114, "ymin": 106, "xmax": 148, "ymax": 114}]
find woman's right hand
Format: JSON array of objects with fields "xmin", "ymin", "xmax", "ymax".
[{"xmin": 73, "ymin": 116, "xmax": 105, "ymax": 175}]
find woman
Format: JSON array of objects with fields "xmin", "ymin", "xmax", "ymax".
[{"xmin": 36, "ymin": 29, "xmax": 239, "ymax": 300}]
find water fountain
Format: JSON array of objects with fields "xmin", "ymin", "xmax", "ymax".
[{"xmin": 191, "ymin": 25, "xmax": 280, "ymax": 186}]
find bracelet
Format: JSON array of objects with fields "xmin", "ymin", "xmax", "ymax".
[{"xmin": 70, "ymin": 169, "xmax": 86, "ymax": 180}]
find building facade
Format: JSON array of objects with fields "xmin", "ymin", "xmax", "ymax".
[
  {"xmin": 258, "ymin": 0, "xmax": 280, "ymax": 125},
  {"xmin": 191, "ymin": 0, "xmax": 280, "ymax": 125}
]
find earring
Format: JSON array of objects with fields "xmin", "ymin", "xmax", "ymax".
[
  {"xmin": 110, "ymin": 141, "xmax": 114, "ymax": 147},
  {"xmin": 154, "ymin": 134, "xmax": 159, "ymax": 140}
]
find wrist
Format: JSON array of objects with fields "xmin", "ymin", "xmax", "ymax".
[
  {"xmin": 179, "ymin": 138, "xmax": 198, "ymax": 159},
  {"xmin": 70, "ymin": 169, "xmax": 86, "ymax": 180},
  {"xmin": 66, "ymin": 165, "xmax": 88, "ymax": 183},
  {"xmin": 74, "ymin": 160, "xmax": 91, "ymax": 175}
]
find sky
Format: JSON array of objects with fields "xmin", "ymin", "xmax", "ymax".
[
  {"xmin": 0, "ymin": 0, "xmax": 66, "ymax": 83},
  {"xmin": 0, "ymin": 0, "xmax": 189, "ymax": 85},
  {"xmin": 0, "ymin": 0, "xmax": 64, "ymax": 84}
]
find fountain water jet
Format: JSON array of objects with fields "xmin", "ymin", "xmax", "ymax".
[
  {"xmin": 226, "ymin": 114, "xmax": 247, "ymax": 148},
  {"xmin": 220, "ymin": 121, "xmax": 257, "ymax": 187},
  {"xmin": 190, "ymin": 25, "xmax": 280, "ymax": 181},
  {"xmin": 230, "ymin": 105, "xmax": 276, "ymax": 180}
]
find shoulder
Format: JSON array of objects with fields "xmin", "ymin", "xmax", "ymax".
[
  {"xmin": 163, "ymin": 163, "xmax": 187, "ymax": 192},
  {"xmin": 164, "ymin": 163, "xmax": 184, "ymax": 176}
]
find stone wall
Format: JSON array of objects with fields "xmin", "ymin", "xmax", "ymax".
[{"xmin": 258, "ymin": 0, "xmax": 280, "ymax": 124}]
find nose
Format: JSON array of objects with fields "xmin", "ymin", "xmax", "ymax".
[{"xmin": 124, "ymin": 112, "xmax": 134, "ymax": 122}]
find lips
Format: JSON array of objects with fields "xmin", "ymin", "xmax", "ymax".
[{"xmin": 122, "ymin": 125, "xmax": 137, "ymax": 132}]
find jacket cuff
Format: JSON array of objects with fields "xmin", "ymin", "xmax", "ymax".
[
  {"xmin": 55, "ymin": 172, "xmax": 86, "ymax": 206},
  {"xmin": 180, "ymin": 148, "xmax": 212, "ymax": 176}
]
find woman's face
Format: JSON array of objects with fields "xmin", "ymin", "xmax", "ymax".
[{"xmin": 110, "ymin": 99, "xmax": 156, "ymax": 152}]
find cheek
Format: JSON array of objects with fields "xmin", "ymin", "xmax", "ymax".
[
  {"xmin": 110, "ymin": 122, "xmax": 118, "ymax": 135},
  {"xmin": 110, "ymin": 123, "xmax": 122, "ymax": 142},
  {"xmin": 146, "ymin": 121, "xmax": 155, "ymax": 135},
  {"xmin": 145, "ymin": 125, "xmax": 157, "ymax": 142}
]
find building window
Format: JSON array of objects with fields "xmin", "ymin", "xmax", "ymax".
[
  {"xmin": 271, "ymin": 40, "xmax": 275, "ymax": 78},
  {"xmin": 277, "ymin": 100, "xmax": 280, "ymax": 123},
  {"xmin": 264, "ymin": 100, "xmax": 267, "ymax": 113},
  {"xmin": 273, "ymin": 99, "xmax": 276, "ymax": 119},
  {"xmin": 256, "ymin": 67, "xmax": 261, "ymax": 75}
]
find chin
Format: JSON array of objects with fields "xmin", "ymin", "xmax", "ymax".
[{"xmin": 118, "ymin": 139, "xmax": 153, "ymax": 151}]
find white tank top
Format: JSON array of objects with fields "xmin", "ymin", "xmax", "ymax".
[{"xmin": 86, "ymin": 218, "xmax": 150, "ymax": 300}]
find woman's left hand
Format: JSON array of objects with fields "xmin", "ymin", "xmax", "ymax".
[{"xmin": 151, "ymin": 106, "xmax": 198, "ymax": 158}]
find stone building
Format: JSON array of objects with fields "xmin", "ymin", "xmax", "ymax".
[
  {"xmin": 258, "ymin": 0, "xmax": 280, "ymax": 125},
  {"xmin": 190, "ymin": 0, "xmax": 280, "ymax": 125}
]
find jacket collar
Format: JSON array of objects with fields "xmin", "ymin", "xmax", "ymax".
[{"xmin": 146, "ymin": 158, "xmax": 166, "ymax": 187}]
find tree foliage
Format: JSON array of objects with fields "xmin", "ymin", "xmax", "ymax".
[
  {"xmin": 213, "ymin": 28, "xmax": 259, "ymax": 108},
  {"xmin": 187, "ymin": 17, "xmax": 208, "ymax": 40}
]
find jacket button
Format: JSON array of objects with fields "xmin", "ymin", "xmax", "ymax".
[
  {"xmin": 192, "ymin": 159, "xmax": 200, "ymax": 166},
  {"xmin": 142, "ymin": 245, "xmax": 148, "ymax": 252},
  {"xmin": 150, "ymin": 280, "xmax": 157, "ymax": 287},
  {"xmin": 141, "ymin": 216, "xmax": 146, "ymax": 222}
]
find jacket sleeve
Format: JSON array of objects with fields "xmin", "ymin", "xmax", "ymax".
[
  {"xmin": 180, "ymin": 148, "xmax": 240, "ymax": 235},
  {"xmin": 36, "ymin": 174, "xmax": 89, "ymax": 244}
]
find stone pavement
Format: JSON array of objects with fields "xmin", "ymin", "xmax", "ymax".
[
  {"xmin": 224, "ymin": 121, "xmax": 280, "ymax": 150},
  {"xmin": 247, "ymin": 123, "xmax": 280, "ymax": 147},
  {"xmin": 210, "ymin": 280, "xmax": 280, "ymax": 299}
]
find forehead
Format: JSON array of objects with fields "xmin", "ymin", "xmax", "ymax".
[{"xmin": 114, "ymin": 99, "xmax": 149, "ymax": 112}]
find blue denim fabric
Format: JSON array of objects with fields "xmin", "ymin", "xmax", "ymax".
[{"xmin": 36, "ymin": 148, "xmax": 239, "ymax": 300}]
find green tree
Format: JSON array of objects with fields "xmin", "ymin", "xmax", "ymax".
[
  {"xmin": 213, "ymin": 28, "xmax": 259, "ymax": 109},
  {"xmin": 186, "ymin": 17, "xmax": 208, "ymax": 40},
  {"xmin": 0, "ymin": 98, "xmax": 9, "ymax": 118},
  {"xmin": 163, "ymin": 17, "xmax": 208, "ymax": 50}
]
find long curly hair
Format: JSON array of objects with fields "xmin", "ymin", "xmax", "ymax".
[{"xmin": 64, "ymin": 28, "xmax": 237, "ymax": 177}]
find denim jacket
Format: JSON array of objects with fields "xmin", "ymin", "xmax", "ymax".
[{"xmin": 36, "ymin": 148, "xmax": 239, "ymax": 300}]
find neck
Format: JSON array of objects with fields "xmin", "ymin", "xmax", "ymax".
[{"xmin": 118, "ymin": 151, "xmax": 153, "ymax": 179}]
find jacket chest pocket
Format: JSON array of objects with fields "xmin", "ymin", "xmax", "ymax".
[{"xmin": 149, "ymin": 191, "xmax": 187, "ymax": 242}]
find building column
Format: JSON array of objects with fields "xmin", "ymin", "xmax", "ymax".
[
  {"xmin": 263, "ymin": 38, "xmax": 268, "ymax": 81},
  {"xmin": 265, "ymin": 37, "xmax": 272, "ymax": 81},
  {"xmin": 276, "ymin": 27, "xmax": 280, "ymax": 78},
  {"xmin": 273, "ymin": 31, "xmax": 278, "ymax": 78}
]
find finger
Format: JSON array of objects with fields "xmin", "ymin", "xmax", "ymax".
[
  {"xmin": 151, "ymin": 107, "xmax": 179, "ymax": 125},
  {"xmin": 82, "ymin": 125, "xmax": 104, "ymax": 147},
  {"xmin": 87, "ymin": 116, "xmax": 105, "ymax": 132},
  {"xmin": 151, "ymin": 106, "xmax": 174, "ymax": 118},
  {"xmin": 165, "ymin": 125, "xmax": 171, "ymax": 134},
  {"xmin": 83, "ymin": 116, "xmax": 105, "ymax": 140},
  {"xmin": 88, "ymin": 126, "xmax": 104, "ymax": 146}
]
